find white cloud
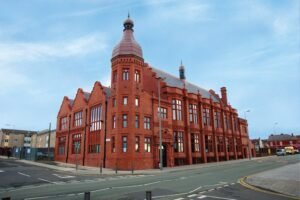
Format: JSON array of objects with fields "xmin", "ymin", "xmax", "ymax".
[
  {"xmin": 0, "ymin": 33, "xmax": 108, "ymax": 65},
  {"xmin": 145, "ymin": 0, "xmax": 213, "ymax": 22},
  {"xmin": 0, "ymin": 67, "xmax": 30, "ymax": 94}
]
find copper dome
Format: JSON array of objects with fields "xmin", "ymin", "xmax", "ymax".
[{"xmin": 112, "ymin": 17, "xmax": 143, "ymax": 59}]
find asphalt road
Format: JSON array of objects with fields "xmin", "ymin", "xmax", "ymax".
[{"xmin": 0, "ymin": 155, "xmax": 299, "ymax": 200}]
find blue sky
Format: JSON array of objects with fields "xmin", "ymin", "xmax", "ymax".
[{"xmin": 0, "ymin": 0, "xmax": 299, "ymax": 139}]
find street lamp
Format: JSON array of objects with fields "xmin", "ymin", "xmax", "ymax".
[
  {"xmin": 158, "ymin": 77, "xmax": 166, "ymax": 170},
  {"xmin": 244, "ymin": 110, "xmax": 251, "ymax": 160}
]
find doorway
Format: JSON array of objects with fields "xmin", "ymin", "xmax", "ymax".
[{"xmin": 162, "ymin": 144, "xmax": 167, "ymax": 167}]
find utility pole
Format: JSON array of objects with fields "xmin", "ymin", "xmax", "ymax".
[
  {"xmin": 158, "ymin": 77, "xmax": 165, "ymax": 170},
  {"xmin": 47, "ymin": 123, "xmax": 51, "ymax": 161}
]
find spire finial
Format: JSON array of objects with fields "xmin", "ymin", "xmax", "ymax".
[
  {"xmin": 128, "ymin": 12, "xmax": 130, "ymax": 18},
  {"xmin": 179, "ymin": 60, "xmax": 185, "ymax": 80}
]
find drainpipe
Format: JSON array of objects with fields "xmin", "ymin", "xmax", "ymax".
[
  {"xmin": 103, "ymin": 100, "xmax": 108, "ymax": 167},
  {"xmin": 66, "ymin": 114, "xmax": 71, "ymax": 163},
  {"xmin": 83, "ymin": 108, "xmax": 88, "ymax": 166}
]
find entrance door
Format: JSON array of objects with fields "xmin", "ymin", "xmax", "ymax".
[{"xmin": 162, "ymin": 144, "xmax": 167, "ymax": 167}]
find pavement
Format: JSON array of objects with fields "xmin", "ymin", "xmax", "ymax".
[
  {"xmin": 245, "ymin": 161, "xmax": 300, "ymax": 198},
  {"xmin": 0, "ymin": 155, "xmax": 277, "ymax": 175}
]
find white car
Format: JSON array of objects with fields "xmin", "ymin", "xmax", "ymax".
[{"xmin": 276, "ymin": 149, "xmax": 286, "ymax": 156}]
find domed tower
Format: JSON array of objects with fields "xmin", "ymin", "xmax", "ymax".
[{"xmin": 108, "ymin": 15, "xmax": 146, "ymax": 170}]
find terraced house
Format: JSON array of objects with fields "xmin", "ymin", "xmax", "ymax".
[{"xmin": 55, "ymin": 16, "xmax": 254, "ymax": 170}]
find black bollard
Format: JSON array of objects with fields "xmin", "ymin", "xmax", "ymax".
[
  {"xmin": 84, "ymin": 192, "xmax": 90, "ymax": 200},
  {"xmin": 146, "ymin": 191, "xmax": 152, "ymax": 200}
]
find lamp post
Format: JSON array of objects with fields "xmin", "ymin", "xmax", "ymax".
[
  {"xmin": 158, "ymin": 77, "xmax": 165, "ymax": 170},
  {"xmin": 244, "ymin": 110, "xmax": 251, "ymax": 160}
]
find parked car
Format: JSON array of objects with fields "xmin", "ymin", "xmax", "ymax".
[
  {"xmin": 276, "ymin": 149, "xmax": 286, "ymax": 156},
  {"xmin": 284, "ymin": 146, "xmax": 295, "ymax": 155}
]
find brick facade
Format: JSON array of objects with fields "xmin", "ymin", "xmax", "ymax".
[{"xmin": 55, "ymin": 17, "xmax": 254, "ymax": 170}]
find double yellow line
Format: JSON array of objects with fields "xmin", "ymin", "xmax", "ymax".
[{"xmin": 239, "ymin": 176, "xmax": 300, "ymax": 200}]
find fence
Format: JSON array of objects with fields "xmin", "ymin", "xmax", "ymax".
[{"xmin": 9, "ymin": 147, "xmax": 54, "ymax": 161}]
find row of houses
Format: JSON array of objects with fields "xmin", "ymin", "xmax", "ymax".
[
  {"xmin": 0, "ymin": 128, "xmax": 56, "ymax": 160},
  {"xmin": 252, "ymin": 133, "xmax": 300, "ymax": 156}
]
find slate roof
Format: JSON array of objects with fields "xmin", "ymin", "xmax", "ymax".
[
  {"xmin": 0, "ymin": 129, "xmax": 37, "ymax": 135},
  {"xmin": 268, "ymin": 134, "xmax": 298, "ymax": 141},
  {"xmin": 151, "ymin": 67, "xmax": 219, "ymax": 102},
  {"xmin": 83, "ymin": 92, "xmax": 90, "ymax": 101},
  {"xmin": 69, "ymin": 99, "xmax": 74, "ymax": 106},
  {"xmin": 103, "ymin": 87, "xmax": 111, "ymax": 99}
]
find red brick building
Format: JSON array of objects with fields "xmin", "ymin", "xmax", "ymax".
[{"xmin": 55, "ymin": 17, "xmax": 254, "ymax": 170}]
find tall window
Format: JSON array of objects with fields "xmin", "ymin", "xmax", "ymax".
[
  {"xmin": 122, "ymin": 69, "xmax": 129, "ymax": 80},
  {"xmin": 111, "ymin": 136, "xmax": 115, "ymax": 153},
  {"xmin": 134, "ymin": 70, "xmax": 140, "ymax": 82},
  {"xmin": 74, "ymin": 111, "xmax": 82, "ymax": 127},
  {"xmin": 60, "ymin": 117, "xmax": 68, "ymax": 130},
  {"xmin": 203, "ymin": 108, "xmax": 210, "ymax": 126},
  {"xmin": 172, "ymin": 99, "xmax": 182, "ymax": 120},
  {"xmin": 214, "ymin": 111, "xmax": 222, "ymax": 128},
  {"xmin": 217, "ymin": 136, "xmax": 224, "ymax": 152},
  {"xmin": 205, "ymin": 135, "xmax": 213, "ymax": 153},
  {"xmin": 113, "ymin": 98, "xmax": 116, "ymax": 107},
  {"xmin": 113, "ymin": 70, "xmax": 118, "ymax": 82},
  {"xmin": 123, "ymin": 97, "xmax": 128, "ymax": 105},
  {"xmin": 144, "ymin": 137, "xmax": 151, "ymax": 152},
  {"xmin": 90, "ymin": 105, "xmax": 102, "ymax": 131},
  {"xmin": 227, "ymin": 137, "xmax": 233, "ymax": 152},
  {"xmin": 144, "ymin": 117, "xmax": 151, "ymax": 129},
  {"xmin": 174, "ymin": 132, "xmax": 184, "ymax": 152},
  {"xmin": 122, "ymin": 136, "xmax": 127, "ymax": 153},
  {"xmin": 191, "ymin": 133, "xmax": 200, "ymax": 152},
  {"xmin": 135, "ymin": 115, "xmax": 139, "ymax": 128},
  {"xmin": 72, "ymin": 134, "xmax": 82, "ymax": 154},
  {"xmin": 189, "ymin": 104, "xmax": 198, "ymax": 124},
  {"xmin": 122, "ymin": 114, "xmax": 128, "ymax": 128},
  {"xmin": 112, "ymin": 115, "xmax": 116, "ymax": 129},
  {"xmin": 233, "ymin": 118, "xmax": 238, "ymax": 131},
  {"xmin": 158, "ymin": 107, "xmax": 167, "ymax": 119},
  {"xmin": 224, "ymin": 114, "xmax": 229, "ymax": 130},
  {"xmin": 89, "ymin": 144, "xmax": 100, "ymax": 153},
  {"xmin": 135, "ymin": 136, "xmax": 140, "ymax": 152},
  {"xmin": 58, "ymin": 136, "xmax": 66, "ymax": 155},
  {"xmin": 135, "ymin": 97, "xmax": 139, "ymax": 107}
]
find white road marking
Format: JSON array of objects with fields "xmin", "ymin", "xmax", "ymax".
[
  {"xmin": 188, "ymin": 194, "xmax": 198, "ymax": 197},
  {"xmin": 52, "ymin": 174, "xmax": 75, "ymax": 179},
  {"xmin": 18, "ymin": 172, "xmax": 30, "ymax": 177},
  {"xmin": 38, "ymin": 178, "xmax": 56, "ymax": 184},
  {"xmin": 189, "ymin": 186, "xmax": 202, "ymax": 193},
  {"xmin": 198, "ymin": 195, "xmax": 207, "ymax": 199},
  {"xmin": 217, "ymin": 187, "xmax": 223, "ymax": 189},
  {"xmin": 224, "ymin": 184, "xmax": 229, "ymax": 187},
  {"xmin": 0, "ymin": 170, "xmax": 4, "ymax": 172},
  {"xmin": 208, "ymin": 189, "xmax": 215, "ymax": 192},
  {"xmin": 205, "ymin": 195, "xmax": 236, "ymax": 200},
  {"xmin": 230, "ymin": 183, "xmax": 235, "ymax": 185},
  {"xmin": 174, "ymin": 198, "xmax": 185, "ymax": 200}
]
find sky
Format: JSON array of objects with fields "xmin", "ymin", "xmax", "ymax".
[{"xmin": 0, "ymin": 0, "xmax": 299, "ymax": 139}]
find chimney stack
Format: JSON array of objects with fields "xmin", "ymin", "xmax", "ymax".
[{"xmin": 221, "ymin": 87, "xmax": 228, "ymax": 105}]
